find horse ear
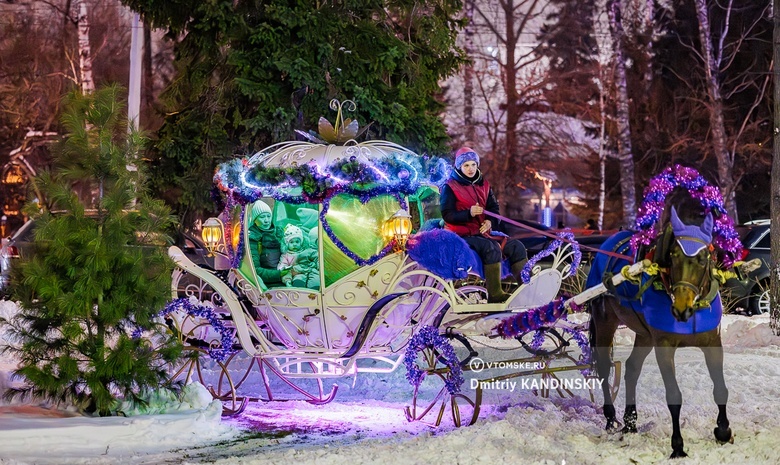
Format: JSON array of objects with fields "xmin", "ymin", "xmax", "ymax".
[
  {"xmin": 701, "ymin": 212, "xmax": 714, "ymax": 236},
  {"xmin": 670, "ymin": 206, "xmax": 684, "ymax": 231}
]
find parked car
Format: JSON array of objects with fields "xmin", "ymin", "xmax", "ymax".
[
  {"xmin": 724, "ymin": 221, "xmax": 771, "ymax": 315},
  {"xmin": 0, "ymin": 218, "xmax": 211, "ymax": 299}
]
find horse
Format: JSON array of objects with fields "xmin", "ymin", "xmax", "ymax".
[{"xmin": 586, "ymin": 193, "xmax": 733, "ymax": 459}]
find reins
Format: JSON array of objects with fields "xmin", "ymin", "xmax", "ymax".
[
  {"xmin": 483, "ymin": 211, "xmax": 635, "ymax": 262},
  {"xmin": 483, "ymin": 211, "xmax": 728, "ymax": 312}
]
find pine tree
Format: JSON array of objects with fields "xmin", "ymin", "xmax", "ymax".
[
  {"xmin": 121, "ymin": 0, "xmax": 466, "ymax": 222},
  {"xmin": 1, "ymin": 86, "xmax": 182, "ymax": 416}
]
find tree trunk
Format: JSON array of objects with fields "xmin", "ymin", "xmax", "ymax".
[
  {"xmin": 143, "ymin": 23, "xmax": 154, "ymax": 110},
  {"xmin": 496, "ymin": 0, "xmax": 527, "ymax": 216},
  {"xmin": 607, "ymin": 0, "xmax": 636, "ymax": 227},
  {"xmin": 76, "ymin": 0, "xmax": 94, "ymax": 94},
  {"xmin": 598, "ymin": 65, "xmax": 608, "ymax": 231},
  {"xmin": 641, "ymin": 0, "xmax": 654, "ymax": 94},
  {"xmin": 463, "ymin": 0, "xmax": 476, "ymax": 143},
  {"xmin": 694, "ymin": 0, "xmax": 737, "ymax": 219},
  {"xmin": 770, "ymin": 0, "xmax": 780, "ymax": 335}
]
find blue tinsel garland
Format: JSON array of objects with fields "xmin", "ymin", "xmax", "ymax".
[
  {"xmin": 156, "ymin": 298, "xmax": 237, "ymax": 363},
  {"xmin": 404, "ymin": 325, "xmax": 464, "ymax": 395},
  {"xmin": 520, "ymin": 231, "xmax": 582, "ymax": 284},
  {"xmin": 319, "ymin": 194, "xmax": 407, "ymax": 266},
  {"xmin": 495, "ymin": 298, "xmax": 591, "ymax": 370}
]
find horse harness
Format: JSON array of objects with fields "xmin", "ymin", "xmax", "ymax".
[{"xmin": 602, "ymin": 228, "xmax": 723, "ymax": 313}]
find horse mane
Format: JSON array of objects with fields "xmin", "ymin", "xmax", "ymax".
[
  {"xmin": 659, "ymin": 188, "xmax": 708, "ymax": 227},
  {"xmin": 647, "ymin": 188, "xmax": 706, "ymax": 266}
]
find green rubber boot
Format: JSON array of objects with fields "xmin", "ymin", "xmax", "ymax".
[
  {"xmin": 511, "ymin": 259, "xmax": 528, "ymax": 283},
  {"xmin": 485, "ymin": 262, "xmax": 509, "ymax": 303}
]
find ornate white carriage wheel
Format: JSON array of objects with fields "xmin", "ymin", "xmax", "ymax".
[
  {"xmin": 403, "ymin": 327, "xmax": 480, "ymax": 427},
  {"xmin": 165, "ymin": 346, "xmax": 248, "ymax": 416},
  {"xmin": 164, "ymin": 268, "xmax": 250, "ymax": 416}
]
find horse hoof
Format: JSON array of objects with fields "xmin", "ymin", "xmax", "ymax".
[
  {"xmin": 670, "ymin": 450, "xmax": 688, "ymax": 459},
  {"xmin": 621, "ymin": 424, "xmax": 638, "ymax": 434},
  {"xmin": 714, "ymin": 427, "xmax": 733, "ymax": 444},
  {"xmin": 605, "ymin": 420, "xmax": 623, "ymax": 434}
]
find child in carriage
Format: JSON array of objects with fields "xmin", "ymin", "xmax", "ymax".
[
  {"xmin": 440, "ymin": 147, "xmax": 528, "ymax": 303},
  {"xmin": 278, "ymin": 224, "xmax": 320, "ymax": 290}
]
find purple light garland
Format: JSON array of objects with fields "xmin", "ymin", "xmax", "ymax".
[
  {"xmin": 404, "ymin": 325, "xmax": 464, "ymax": 395},
  {"xmin": 520, "ymin": 231, "xmax": 582, "ymax": 284},
  {"xmin": 630, "ymin": 165, "xmax": 743, "ymax": 267}
]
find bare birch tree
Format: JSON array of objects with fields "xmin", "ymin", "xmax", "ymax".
[
  {"xmin": 605, "ymin": 0, "xmax": 637, "ymax": 227},
  {"xmin": 76, "ymin": 0, "xmax": 94, "ymax": 93},
  {"xmin": 770, "ymin": 0, "xmax": 779, "ymax": 335},
  {"xmin": 693, "ymin": 0, "xmax": 735, "ymax": 217},
  {"xmin": 462, "ymin": 0, "xmax": 477, "ymax": 143},
  {"xmin": 686, "ymin": 0, "xmax": 772, "ymax": 220}
]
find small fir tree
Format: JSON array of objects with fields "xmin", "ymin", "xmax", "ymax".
[{"xmin": 1, "ymin": 86, "xmax": 182, "ymax": 416}]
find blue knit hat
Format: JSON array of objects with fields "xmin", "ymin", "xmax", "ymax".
[{"xmin": 454, "ymin": 147, "xmax": 480, "ymax": 170}]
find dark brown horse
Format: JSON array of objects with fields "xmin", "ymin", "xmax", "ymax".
[{"xmin": 587, "ymin": 196, "xmax": 733, "ymax": 459}]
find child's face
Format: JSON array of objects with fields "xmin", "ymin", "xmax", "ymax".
[
  {"xmin": 255, "ymin": 212, "xmax": 272, "ymax": 230},
  {"xmin": 287, "ymin": 237, "xmax": 302, "ymax": 251}
]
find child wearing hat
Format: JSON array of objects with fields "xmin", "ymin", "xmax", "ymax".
[
  {"xmin": 278, "ymin": 224, "xmax": 320, "ymax": 290},
  {"xmin": 440, "ymin": 147, "xmax": 527, "ymax": 302}
]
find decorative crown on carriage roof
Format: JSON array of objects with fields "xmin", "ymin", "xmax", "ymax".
[{"xmin": 213, "ymin": 99, "xmax": 451, "ymax": 206}]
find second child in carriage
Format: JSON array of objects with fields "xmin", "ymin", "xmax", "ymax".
[
  {"xmin": 278, "ymin": 224, "xmax": 320, "ymax": 290},
  {"xmin": 440, "ymin": 147, "xmax": 527, "ymax": 303}
]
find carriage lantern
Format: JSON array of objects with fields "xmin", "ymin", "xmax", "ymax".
[
  {"xmin": 202, "ymin": 217, "xmax": 225, "ymax": 257},
  {"xmin": 386, "ymin": 209, "xmax": 413, "ymax": 251}
]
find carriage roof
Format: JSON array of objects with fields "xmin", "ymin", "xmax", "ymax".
[{"xmin": 214, "ymin": 140, "xmax": 451, "ymax": 205}]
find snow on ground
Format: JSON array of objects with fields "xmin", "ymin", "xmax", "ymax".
[{"xmin": 2, "ymin": 299, "xmax": 780, "ymax": 464}]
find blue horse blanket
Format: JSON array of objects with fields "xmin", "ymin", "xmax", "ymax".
[{"xmin": 586, "ymin": 230, "xmax": 721, "ymax": 334}]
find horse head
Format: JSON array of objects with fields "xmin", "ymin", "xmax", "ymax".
[{"xmin": 667, "ymin": 206, "xmax": 716, "ymax": 322}]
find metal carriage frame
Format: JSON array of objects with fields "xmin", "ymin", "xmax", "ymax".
[
  {"xmin": 162, "ymin": 134, "xmax": 619, "ymax": 424},
  {"xmin": 166, "ymin": 229, "xmax": 616, "ymax": 423}
]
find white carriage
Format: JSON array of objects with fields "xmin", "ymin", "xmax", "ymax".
[{"xmin": 165, "ymin": 107, "xmax": 594, "ymax": 424}]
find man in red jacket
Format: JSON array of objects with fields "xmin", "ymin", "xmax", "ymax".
[{"xmin": 440, "ymin": 147, "xmax": 527, "ymax": 303}]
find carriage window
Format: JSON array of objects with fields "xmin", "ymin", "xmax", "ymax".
[
  {"xmin": 322, "ymin": 194, "xmax": 402, "ymax": 285},
  {"xmin": 409, "ymin": 186, "xmax": 441, "ymax": 231},
  {"xmin": 245, "ymin": 199, "xmax": 320, "ymax": 290}
]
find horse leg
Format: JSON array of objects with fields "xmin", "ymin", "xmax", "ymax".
[
  {"xmin": 590, "ymin": 297, "xmax": 621, "ymax": 431},
  {"xmin": 622, "ymin": 332, "xmax": 653, "ymax": 433},
  {"xmin": 701, "ymin": 343, "xmax": 732, "ymax": 444},
  {"xmin": 655, "ymin": 345, "xmax": 686, "ymax": 458}
]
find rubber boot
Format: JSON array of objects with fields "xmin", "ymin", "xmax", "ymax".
[
  {"xmin": 510, "ymin": 259, "xmax": 528, "ymax": 283},
  {"xmin": 485, "ymin": 262, "xmax": 509, "ymax": 303}
]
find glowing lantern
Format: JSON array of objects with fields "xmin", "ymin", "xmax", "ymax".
[
  {"xmin": 385, "ymin": 209, "xmax": 413, "ymax": 251},
  {"xmin": 202, "ymin": 217, "xmax": 225, "ymax": 256}
]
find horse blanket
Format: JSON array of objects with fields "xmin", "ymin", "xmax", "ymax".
[{"xmin": 586, "ymin": 230, "xmax": 721, "ymax": 334}]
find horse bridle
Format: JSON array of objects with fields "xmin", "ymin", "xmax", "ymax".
[{"xmin": 667, "ymin": 235, "xmax": 720, "ymax": 311}]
